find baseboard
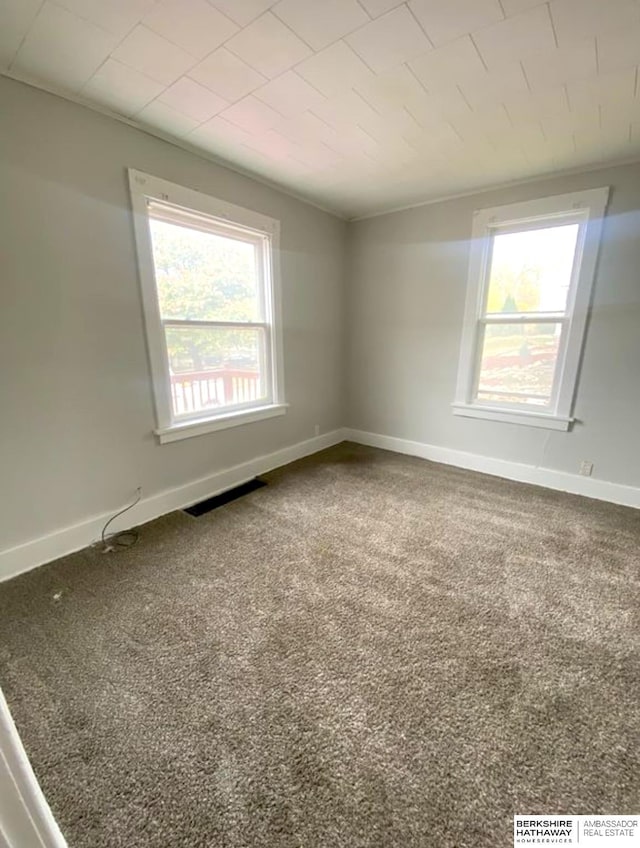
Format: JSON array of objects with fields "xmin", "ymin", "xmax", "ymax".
[
  {"xmin": 344, "ymin": 428, "xmax": 640, "ymax": 509},
  {"xmin": 5, "ymin": 426, "xmax": 636, "ymax": 583},
  {"xmin": 0, "ymin": 429, "xmax": 347, "ymax": 583}
]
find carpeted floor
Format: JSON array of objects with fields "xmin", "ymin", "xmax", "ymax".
[{"xmin": 1, "ymin": 442, "xmax": 639, "ymax": 848}]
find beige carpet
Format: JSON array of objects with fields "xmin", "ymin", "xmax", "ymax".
[{"xmin": 0, "ymin": 443, "xmax": 638, "ymax": 847}]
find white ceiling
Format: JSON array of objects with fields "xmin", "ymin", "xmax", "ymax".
[{"xmin": 2, "ymin": 0, "xmax": 640, "ymax": 218}]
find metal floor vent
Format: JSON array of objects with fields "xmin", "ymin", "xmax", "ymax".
[{"xmin": 183, "ymin": 478, "xmax": 267, "ymax": 517}]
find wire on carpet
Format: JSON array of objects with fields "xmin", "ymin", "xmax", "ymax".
[{"xmin": 100, "ymin": 487, "xmax": 142, "ymax": 553}]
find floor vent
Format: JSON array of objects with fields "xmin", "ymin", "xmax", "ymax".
[{"xmin": 183, "ymin": 478, "xmax": 267, "ymax": 517}]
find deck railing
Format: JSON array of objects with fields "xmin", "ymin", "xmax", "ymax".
[{"xmin": 170, "ymin": 367, "xmax": 261, "ymax": 415}]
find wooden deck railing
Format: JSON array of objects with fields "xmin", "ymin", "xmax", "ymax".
[{"xmin": 170, "ymin": 367, "xmax": 261, "ymax": 415}]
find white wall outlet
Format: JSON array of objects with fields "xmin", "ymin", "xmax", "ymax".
[
  {"xmin": 314, "ymin": 424, "xmax": 320, "ymax": 437},
  {"xmin": 579, "ymin": 460, "xmax": 594, "ymax": 477}
]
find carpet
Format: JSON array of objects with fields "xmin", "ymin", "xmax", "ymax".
[{"xmin": 0, "ymin": 442, "xmax": 638, "ymax": 847}]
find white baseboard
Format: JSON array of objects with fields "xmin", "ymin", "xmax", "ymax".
[
  {"xmin": 4, "ymin": 425, "xmax": 636, "ymax": 583},
  {"xmin": 0, "ymin": 429, "xmax": 347, "ymax": 583},
  {"xmin": 344, "ymin": 428, "xmax": 640, "ymax": 509}
]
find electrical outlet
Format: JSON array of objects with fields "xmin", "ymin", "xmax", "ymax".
[
  {"xmin": 579, "ymin": 460, "xmax": 594, "ymax": 477},
  {"xmin": 314, "ymin": 424, "xmax": 320, "ymax": 437}
]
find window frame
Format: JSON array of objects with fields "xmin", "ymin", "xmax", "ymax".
[
  {"xmin": 128, "ymin": 169, "xmax": 286, "ymax": 443},
  {"xmin": 452, "ymin": 187, "xmax": 610, "ymax": 431}
]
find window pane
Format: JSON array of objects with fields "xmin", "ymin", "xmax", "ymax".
[
  {"xmin": 476, "ymin": 322, "xmax": 562, "ymax": 407},
  {"xmin": 149, "ymin": 219, "xmax": 261, "ymax": 322},
  {"xmin": 485, "ymin": 224, "xmax": 579, "ymax": 315},
  {"xmin": 165, "ymin": 325, "xmax": 268, "ymax": 417}
]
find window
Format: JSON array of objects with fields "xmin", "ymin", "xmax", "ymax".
[
  {"xmin": 453, "ymin": 187, "xmax": 609, "ymax": 430},
  {"xmin": 128, "ymin": 170, "xmax": 285, "ymax": 443}
]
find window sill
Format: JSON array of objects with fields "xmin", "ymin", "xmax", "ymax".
[
  {"xmin": 155, "ymin": 403, "xmax": 288, "ymax": 444},
  {"xmin": 452, "ymin": 403, "xmax": 573, "ymax": 431}
]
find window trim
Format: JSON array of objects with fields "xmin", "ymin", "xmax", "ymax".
[
  {"xmin": 452, "ymin": 187, "xmax": 610, "ymax": 430},
  {"xmin": 128, "ymin": 169, "xmax": 286, "ymax": 442}
]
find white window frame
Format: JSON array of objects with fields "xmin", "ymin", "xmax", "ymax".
[
  {"xmin": 128, "ymin": 169, "xmax": 286, "ymax": 444},
  {"xmin": 452, "ymin": 187, "xmax": 609, "ymax": 431}
]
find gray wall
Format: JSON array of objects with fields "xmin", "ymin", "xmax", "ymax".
[
  {"xmin": 0, "ymin": 77, "xmax": 347, "ymax": 552},
  {"xmin": 347, "ymin": 162, "xmax": 640, "ymax": 488},
  {"xmin": 2, "ymin": 73, "xmax": 638, "ymax": 559}
]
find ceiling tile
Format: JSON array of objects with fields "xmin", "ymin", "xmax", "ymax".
[
  {"xmin": 312, "ymin": 90, "xmax": 380, "ymax": 131},
  {"xmin": 0, "ymin": 0, "xmax": 42, "ymax": 70},
  {"xmin": 54, "ymin": 0, "xmax": 155, "ymax": 38},
  {"xmin": 243, "ymin": 129, "xmax": 302, "ymax": 161},
  {"xmin": 272, "ymin": 0, "xmax": 368, "ymax": 51},
  {"xmin": 407, "ymin": 119, "xmax": 462, "ymax": 152},
  {"xmin": 159, "ymin": 77, "xmax": 228, "ymax": 122},
  {"xmin": 365, "ymin": 110, "xmax": 426, "ymax": 147},
  {"xmin": 223, "ymin": 144, "xmax": 283, "ymax": 175},
  {"xmin": 550, "ymin": 0, "xmax": 640, "ymax": 47},
  {"xmin": 112, "ymin": 25, "xmax": 198, "ymax": 86},
  {"xmin": 366, "ymin": 135, "xmax": 417, "ymax": 168},
  {"xmin": 221, "ymin": 94, "xmax": 283, "ymax": 133},
  {"xmin": 449, "ymin": 104, "xmax": 512, "ymax": 141},
  {"xmin": 371, "ymin": 99, "xmax": 426, "ymax": 134},
  {"xmin": 458, "ymin": 62, "xmax": 529, "ymax": 108},
  {"xmin": 503, "ymin": 86, "xmax": 568, "ymax": 123},
  {"xmin": 142, "ymin": 0, "xmax": 239, "ymax": 59},
  {"xmin": 597, "ymin": 25, "xmax": 640, "ymax": 75},
  {"xmin": 188, "ymin": 123, "xmax": 284, "ymax": 174},
  {"xmin": 573, "ymin": 125, "xmax": 632, "ymax": 162},
  {"xmin": 567, "ymin": 68, "xmax": 637, "ymax": 111},
  {"xmin": 136, "ymin": 99, "xmax": 200, "ymax": 136},
  {"xmin": 188, "ymin": 47, "xmax": 267, "ymax": 102},
  {"xmin": 286, "ymin": 140, "xmax": 344, "ymax": 170},
  {"xmin": 254, "ymin": 70, "xmax": 326, "ymax": 117},
  {"xmin": 522, "ymin": 40, "xmax": 597, "ymax": 91},
  {"xmin": 346, "ymin": 5, "xmax": 432, "ymax": 73},
  {"xmin": 491, "ymin": 119, "xmax": 544, "ymax": 151},
  {"xmin": 602, "ymin": 121, "xmax": 635, "ymax": 145},
  {"xmin": 274, "ymin": 110, "xmax": 340, "ymax": 147},
  {"xmin": 407, "ymin": 36, "xmax": 485, "ymax": 93},
  {"xmin": 520, "ymin": 132, "xmax": 573, "ymax": 165},
  {"xmin": 207, "ymin": 0, "xmax": 276, "ymax": 27},
  {"xmin": 225, "ymin": 12, "xmax": 310, "ymax": 79},
  {"xmin": 82, "ymin": 58, "xmax": 163, "ymax": 115},
  {"xmin": 189, "ymin": 114, "xmax": 256, "ymax": 148},
  {"xmin": 407, "ymin": 83, "xmax": 472, "ymax": 123},
  {"xmin": 473, "ymin": 4, "xmax": 556, "ymax": 68},
  {"xmin": 357, "ymin": 0, "xmax": 404, "ymax": 17},
  {"xmin": 295, "ymin": 40, "xmax": 374, "ymax": 98},
  {"xmin": 358, "ymin": 117, "xmax": 420, "ymax": 155},
  {"xmin": 324, "ymin": 125, "xmax": 381, "ymax": 160},
  {"xmin": 600, "ymin": 101, "xmax": 640, "ymax": 135},
  {"xmin": 11, "ymin": 1, "xmax": 118, "ymax": 92},
  {"xmin": 499, "ymin": 0, "xmax": 546, "ymax": 15},
  {"xmin": 243, "ymin": 133, "xmax": 298, "ymax": 163},
  {"xmin": 355, "ymin": 64, "xmax": 428, "ymax": 113},
  {"xmin": 541, "ymin": 106, "xmax": 600, "ymax": 139},
  {"xmin": 258, "ymin": 153, "xmax": 314, "ymax": 178},
  {"xmin": 2, "ymin": 0, "xmax": 638, "ymax": 217},
  {"xmin": 408, "ymin": 0, "xmax": 503, "ymax": 47}
]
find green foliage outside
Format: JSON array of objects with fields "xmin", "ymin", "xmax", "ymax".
[
  {"xmin": 485, "ymin": 253, "xmax": 556, "ymax": 348},
  {"xmin": 486, "ymin": 259, "xmax": 542, "ymax": 315},
  {"xmin": 150, "ymin": 220, "xmax": 261, "ymax": 372}
]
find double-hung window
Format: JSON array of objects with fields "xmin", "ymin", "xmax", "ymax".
[
  {"xmin": 129, "ymin": 170, "xmax": 285, "ymax": 443},
  {"xmin": 453, "ymin": 187, "xmax": 609, "ymax": 430}
]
